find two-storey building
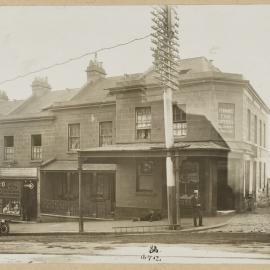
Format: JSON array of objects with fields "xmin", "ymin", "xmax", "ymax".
[{"xmin": 0, "ymin": 56, "xmax": 268, "ymax": 221}]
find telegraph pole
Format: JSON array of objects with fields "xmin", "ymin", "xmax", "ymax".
[{"xmin": 151, "ymin": 5, "xmax": 180, "ymax": 228}]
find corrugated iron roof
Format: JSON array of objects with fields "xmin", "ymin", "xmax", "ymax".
[
  {"xmin": 40, "ymin": 160, "xmax": 116, "ymax": 171},
  {"xmin": 79, "ymin": 141, "xmax": 229, "ymax": 152}
]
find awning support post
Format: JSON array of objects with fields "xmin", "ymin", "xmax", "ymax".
[{"xmin": 78, "ymin": 156, "xmax": 84, "ymax": 233}]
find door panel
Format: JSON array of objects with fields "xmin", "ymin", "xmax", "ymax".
[{"xmin": 88, "ymin": 173, "xmax": 115, "ymax": 218}]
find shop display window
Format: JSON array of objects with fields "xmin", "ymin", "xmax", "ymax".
[{"xmin": 0, "ymin": 198, "xmax": 21, "ymax": 216}]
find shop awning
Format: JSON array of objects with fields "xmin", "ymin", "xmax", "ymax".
[
  {"xmin": 40, "ymin": 160, "xmax": 116, "ymax": 171},
  {"xmin": 78, "ymin": 141, "xmax": 229, "ymax": 160},
  {"xmin": 0, "ymin": 168, "xmax": 38, "ymax": 179}
]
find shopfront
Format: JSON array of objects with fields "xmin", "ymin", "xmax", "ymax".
[
  {"xmin": 0, "ymin": 168, "xmax": 38, "ymax": 221},
  {"xmin": 40, "ymin": 160, "xmax": 116, "ymax": 219}
]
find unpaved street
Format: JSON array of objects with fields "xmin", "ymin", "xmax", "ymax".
[{"xmin": 0, "ymin": 234, "xmax": 269, "ymax": 264}]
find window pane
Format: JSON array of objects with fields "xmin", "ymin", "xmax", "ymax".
[
  {"xmin": 99, "ymin": 122, "xmax": 113, "ymax": 146},
  {"xmin": 135, "ymin": 107, "xmax": 151, "ymax": 139},
  {"xmin": 138, "ymin": 175, "xmax": 153, "ymax": 191},
  {"xmin": 137, "ymin": 129, "xmax": 151, "ymax": 139},
  {"xmin": 69, "ymin": 124, "xmax": 80, "ymax": 137},
  {"xmin": 173, "ymin": 122, "xmax": 187, "ymax": 136},
  {"xmin": 32, "ymin": 135, "xmax": 42, "ymax": 147},
  {"xmin": 137, "ymin": 161, "xmax": 154, "ymax": 192},
  {"xmin": 68, "ymin": 124, "xmax": 80, "ymax": 150},
  {"xmin": 254, "ymin": 115, "xmax": 257, "ymax": 144},
  {"xmin": 4, "ymin": 136, "xmax": 14, "ymax": 147},
  {"xmin": 173, "ymin": 104, "xmax": 186, "ymax": 122},
  {"xmin": 69, "ymin": 138, "xmax": 80, "ymax": 150}
]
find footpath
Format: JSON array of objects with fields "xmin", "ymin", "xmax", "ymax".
[
  {"xmin": 6, "ymin": 207, "xmax": 270, "ymax": 235},
  {"xmin": 8, "ymin": 213, "xmax": 233, "ymax": 235}
]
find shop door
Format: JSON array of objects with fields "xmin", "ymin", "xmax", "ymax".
[
  {"xmin": 90, "ymin": 173, "xmax": 115, "ymax": 218},
  {"xmin": 217, "ymin": 169, "xmax": 234, "ymax": 210},
  {"xmin": 22, "ymin": 180, "xmax": 37, "ymax": 221}
]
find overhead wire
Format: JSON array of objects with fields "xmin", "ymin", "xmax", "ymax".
[{"xmin": 0, "ymin": 34, "xmax": 151, "ymax": 86}]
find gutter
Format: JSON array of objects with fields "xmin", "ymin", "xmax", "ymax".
[
  {"xmin": 49, "ymin": 101, "xmax": 116, "ymax": 111},
  {"xmin": 0, "ymin": 115, "xmax": 55, "ymax": 124}
]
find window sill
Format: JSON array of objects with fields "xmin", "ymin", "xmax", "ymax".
[
  {"xmin": 3, "ymin": 160, "xmax": 16, "ymax": 164},
  {"xmin": 174, "ymin": 135, "xmax": 187, "ymax": 140},
  {"xmin": 30, "ymin": 160, "xmax": 43, "ymax": 163},
  {"xmin": 66, "ymin": 151, "xmax": 79, "ymax": 154},
  {"xmin": 136, "ymin": 191, "xmax": 156, "ymax": 197},
  {"xmin": 135, "ymin": 139, "xmax": 151, "ymax": 143}
]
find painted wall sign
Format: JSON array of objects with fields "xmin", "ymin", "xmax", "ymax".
[{"xmin": 218, "ymin": 103, "xmax": 235, "ymax": 137}]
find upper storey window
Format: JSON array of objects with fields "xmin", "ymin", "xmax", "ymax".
[
  {"xmin": 4, "ymin": 136, "xmax": 14, "ymax": 161},
  {"xmin": 68, "ymin": 124, "xmax": 80, "ymax": 151},
  {"xmin": 135, "ymin": 107, "xmax": 151, "ymax": 140},
  {"xmin": 99, "ymin": 121, "xmax": 113, "ymax": 146},
  {"xmin": 173, "ymin": 104, "xmax": 187, "ymax": 137},
  {"xmin": 218, "ymin": 103, "xmax": 235, "ymax": 138},
  {"xmin": 31, "ymin": 134, "xmax": 42, "ymax": 160}
]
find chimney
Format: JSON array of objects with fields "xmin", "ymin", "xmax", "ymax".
[
  {"xmin": 31, "ymin": 77, "xmax": 51, "ymax": 97},
  {"xmin": 86, "ymin": 54, "xmax": 106, "ymax": 83}
]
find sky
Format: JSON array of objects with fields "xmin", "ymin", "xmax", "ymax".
[{"xmin": 1, "ymin": 5, "xmax": 270, "ymax": 107}]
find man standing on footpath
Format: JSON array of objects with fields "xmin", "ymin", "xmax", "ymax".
[{"xmin": 191, "ymin": 189, "xmax": 203, "ymax": 227}]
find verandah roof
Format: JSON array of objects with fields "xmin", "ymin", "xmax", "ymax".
[
  {"xmin": 78, "ymin": 141, "xmax": 229, "ymax": 162},
  {"xmin": 40, "ymin": 160, "xmax": 116, "ymax": 171}
]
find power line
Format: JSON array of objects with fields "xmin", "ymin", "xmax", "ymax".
[{"xmin": 0, "ymin": 34, "xmax": 151, "ymax": 86}]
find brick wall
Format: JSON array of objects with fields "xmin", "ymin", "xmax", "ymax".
[
  {"xmin": 53, "ymin": 105, "xmax": 116, "ymax": 160},
  {"xmin": 0, "ymin": 119, "xmax": 55, "ymax": 167},
  {"xmin": 115, "ymin": 91, "xmax": 164, "ymax": 144},
  {"xmin": 115, "ymin": 157, "xmax": 164, "ymax": 216}
]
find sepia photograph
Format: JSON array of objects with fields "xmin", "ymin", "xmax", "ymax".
[{"xmin": 0, "ymin": 3, "xmax": 269, "ymax": 265}]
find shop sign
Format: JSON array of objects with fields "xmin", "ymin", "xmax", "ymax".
[
  {"xmin": 24, "ymin": 181, "xmax": 34, "ymax": 190},
  {"xmin": 0, "ymin": 180, "xmax": 21, "ymax": 198},
  {"xmin": 218, "ymin": 103, "xmax": 235, "ymax": 136}
]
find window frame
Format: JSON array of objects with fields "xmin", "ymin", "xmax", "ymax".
[
  {"xmin": 173, "ymin": 103, "xmax": 187, "ymax": 137},
  {"xmin": 31, "ymin": 134, "xmax": 42, "ymax": 161},
  {"xmin": 135, "ymin": 107, "xmax": 151, "ymax": 140},
  {"xmin": 254, "ymin": 115, "xmax": 257, "ymax": 144},
  {"xmin": 4, "ymin": 136, "xmax": 14, "ymax": 161},
  {"xmin": 68, "ymin": 123, "xmax": 80, "ymax": 151},
  {"xmin": 259, "ymin": 120, "xmax": 262, "ymax": 147},
  {"xmin": 247, "ymin": 109, "xmax": 251, "ymax": 141},
  {"xmin": 99, "ymin": 121, "xmax": 113, "ymax": 147},
  {"xmin": 136, "ymin": 160, "xmax": 154, "ymax": 192}
]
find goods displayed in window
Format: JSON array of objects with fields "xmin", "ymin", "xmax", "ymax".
[
  {"xmin": 0, "ymin": 180, "xmax": 21, "ymax": 216},
  {"xmin": 1, "ymin": 199, "xmax": 21, "ymax": 215},
  {"xmin": 179, "ymin": 161, "xmax": 199, "ymax": 206}
]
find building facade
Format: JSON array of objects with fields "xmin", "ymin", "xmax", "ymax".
[{"xmin": 0, "ymin": 57, "xmax": 268, "ymax": 221}]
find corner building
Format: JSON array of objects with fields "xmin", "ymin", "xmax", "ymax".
[{"xmin": 0, "ymin": 57, "xmax": 268, "ymax": 221}]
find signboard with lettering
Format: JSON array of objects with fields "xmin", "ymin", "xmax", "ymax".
[
  {"xmin": 0, "ymin": 180, "xmax": 22, "ymax": 216},
  {"xmin": 0, "ymin": 180, "xmax": 21, "ymax": 198},
  {"xmin": 218, "ymin": 103, "xmax": 235, "ymax": 137}
]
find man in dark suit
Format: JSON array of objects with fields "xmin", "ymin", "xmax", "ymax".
[{"xmin": 191, "ymin": 190, "xmax": 203, "ymax": 227}]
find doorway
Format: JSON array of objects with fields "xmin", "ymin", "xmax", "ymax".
[
  {"xmin": 217, "ymin": 168, "xmax": 235, "ymax": 210},
  {"xmin": 22, "ymin": 180, "xmax": 37, "ymax": 221},
  {"xmin": 87, "ymin": 172, "xmax": 116, "ymax": 218}
]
